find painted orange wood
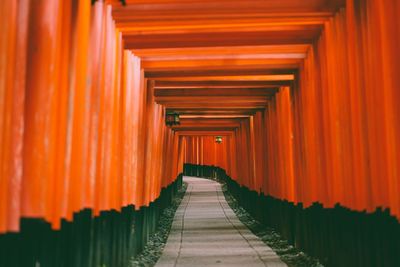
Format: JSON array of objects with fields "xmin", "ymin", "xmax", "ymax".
[
  {"xmin": 0, "ymin": 1, "xmax": 183, "ymax": 233},
  {"xmin": 0, "ymin": 0, "xmax": 28, "ymax": 233},
  {"xmin": 181, "ymin": 0, "xmax": 400, "ymax": 221}
]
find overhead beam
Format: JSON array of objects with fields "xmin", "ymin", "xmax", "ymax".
[
  {"xmin": 172, "ymin": 126, "xmax": 239, "ymax": 131},
  {"xmin": 154, "ymin": 80, "xmax": 292, "ymax": 88},
  {"xmin": 133, "ymin": 45, "xmax": 309, "ymax": 58},
  {"xmin": 162, "ymin": 103, "xmax": 268, "ymax": 109},
  {"xmin": 142, "ymin": 58, "xmax": 301, "ymax": 70},
  {"xmin": 177, "ymin": 117, "xmax": 243, "ymax": 124},
  {"xmin": 155, "ymin": 95, "xmax": 270, "ymax": 103},
  {"xmin": 153, "ymin": 75, "xmax": 294, "ymax": 82},
  {"xmin": 111, "ymin": 0, "xmax": 345, "ymax": 19},
  {"xmin": 170, "ymin": 108, "xmax": 261, "ymax": 116},
  {"xmin": 177, "ymin": 131, "xmax": 234, "ymax": 136},
  {"xmin": 124, "ymin": 30, "xmax": 318, "ymax": 49},
  {"xmin": 145, "ymin": 68, "xmax": 298, "ymax": 78},
  {"xmin": 119, "ymin": 22, "xmax": 324, "ymax": 35},
  {"xmin": 180, "ymin": 115, "xmax": 251, "ymax": 119},
  {"xmin": 154, "ymin": 88, "xmax": 278, "ymax": 97}
]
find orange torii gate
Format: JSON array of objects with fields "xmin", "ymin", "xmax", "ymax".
[{"xmin": 0, "ymin": 0, "xmax": 399, "ymax": 266}]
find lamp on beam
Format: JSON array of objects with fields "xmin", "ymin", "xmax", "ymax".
[
  {"xmin": 215, "ymin": 136, "xmax": 223, "ymax": 144},
  {"xmin": 166, "ymin": 112, "xmax": 180, "ymax": 126}
]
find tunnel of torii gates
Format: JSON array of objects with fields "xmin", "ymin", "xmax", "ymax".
[{"xmin": 0, "ymin": 0, "xmax": 400, "ymax": 266}]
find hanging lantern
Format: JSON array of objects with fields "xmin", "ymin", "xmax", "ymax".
[
  {"xmin": 165, "ymin": 112, "xmax": 180, "ymax": 126},
  {"xmin": 215, "ymin": 136, "xmax": 223, "ymax": 144}
]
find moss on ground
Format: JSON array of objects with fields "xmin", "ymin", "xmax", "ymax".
[
  {"xmin": 130, "ymin": 182, "xmax": 188, "ymax": 267},
  {"xmin": 221, "ymin": 184, "xmax": 324, "ymax": 267}
]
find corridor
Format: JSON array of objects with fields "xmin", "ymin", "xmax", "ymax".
[
  {"xmin": 156, "ymin": 177, "xmax": 286, "ymax": 267},
  {"xmin": 1, "ymin": 0, "xmax": 400, "ymax": 266}
]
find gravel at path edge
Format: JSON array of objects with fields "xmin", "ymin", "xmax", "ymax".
[{"xmin": 130, "ymin": 183, "xmax": 188, "ymax": 267}]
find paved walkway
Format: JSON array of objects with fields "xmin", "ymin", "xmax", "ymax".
[{"xmin": 155, "ymin": 176, "xmax": 287, "ymax": 267}]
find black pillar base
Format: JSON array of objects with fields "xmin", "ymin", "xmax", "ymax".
[
  {"xmin": 0, "ymin": 175, "xmax": 183, "ymax": 267},
  {"xmin": 183, "ymin": 163, "xmax": 400, "ymax": 267}
]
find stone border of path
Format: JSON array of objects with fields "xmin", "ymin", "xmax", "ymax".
[{"xmin": 221, "ymin": 183, "xmax": 324, "ymax": 267}]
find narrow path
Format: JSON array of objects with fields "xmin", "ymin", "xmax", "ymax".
[{"xmin": 155, "ymin": 176, "xmax": 287, "ymax": 267}]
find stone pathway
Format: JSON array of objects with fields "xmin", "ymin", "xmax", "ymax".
[{"xmin": 155, "ymin": 176, "xmax": 287, "ymax": 267}]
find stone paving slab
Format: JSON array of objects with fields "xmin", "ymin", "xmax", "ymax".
[{"xmin": 155, "ymin": 177, "xmax": 287, "ymax": 267}]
